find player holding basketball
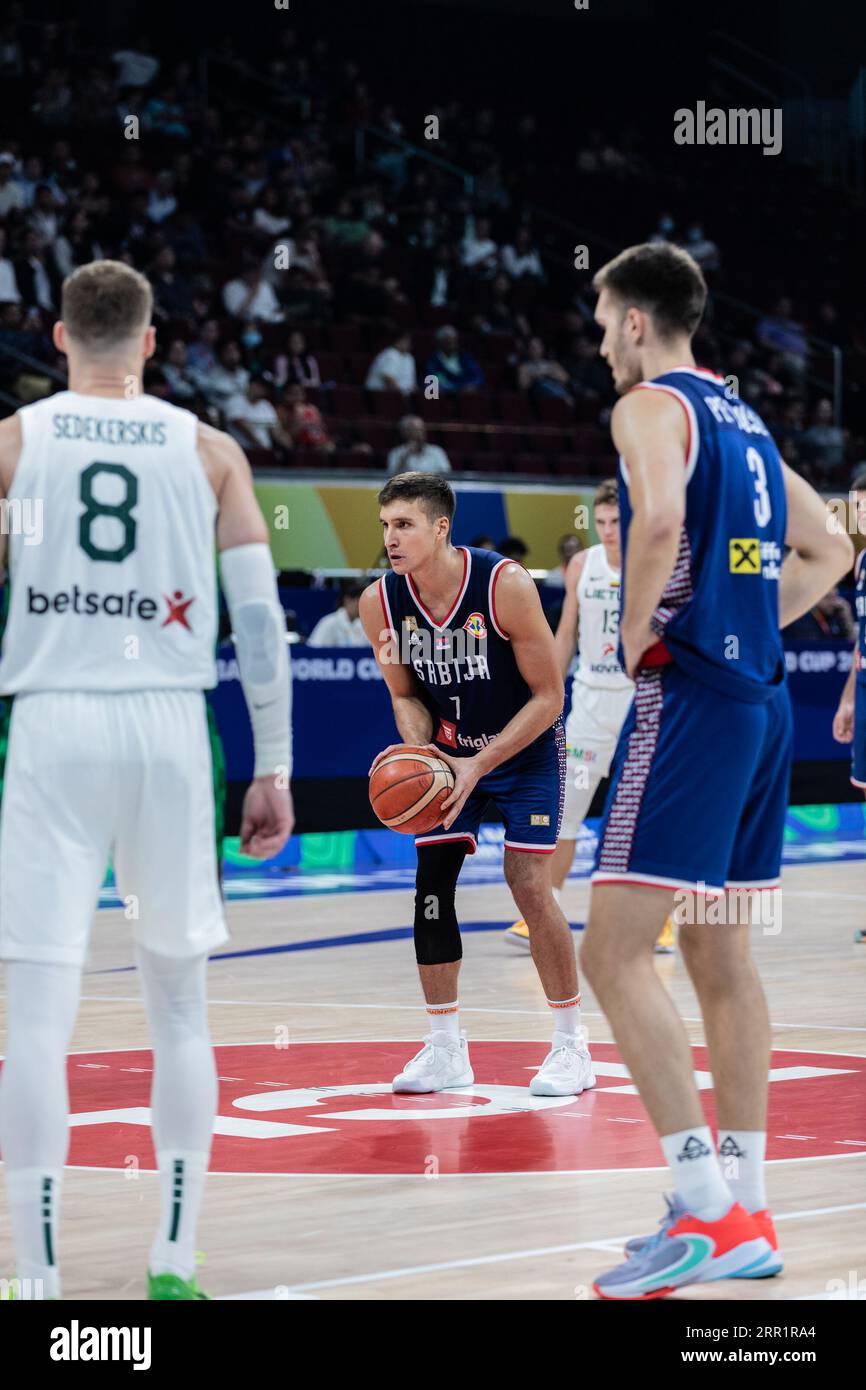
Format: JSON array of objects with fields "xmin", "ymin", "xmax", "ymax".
[
  {"xmin": 832, "ymin": 467, "xmax": 866, "ymax": 941},
  {"xmin": 0, "ymin": 261, "xmax": 294, "ymax": 1300},
  {"xmin": 504, "ymin": 482, "xmax": 675, "ymax": 954},
  {"xmin": 579, "ymin": 243, "xmax": 853, "ymax": 1298},
  {"xmin": 361, "ymin": 473, "xmax": 594, "ymax": 1097}
]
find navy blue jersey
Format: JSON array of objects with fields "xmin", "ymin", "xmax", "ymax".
[
  {"xmin": 379, "ymin": 546, "xmax": 560, "ymax": 755},
  {"xmin": 618, "ymin": 366, "xmax": 787, "ymax": 703},
  {"xmin": 856, "ymin": 551, "xmax": 866, "ymax": 684}
]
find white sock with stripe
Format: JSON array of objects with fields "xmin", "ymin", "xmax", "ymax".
[
  {"xmin": 427, "ymin": 999, "xmax": 460, "ymax": 1043},
  {"xmin": 149, "ymin": 1150, "xmax": 210, "ymax": 1280},
  {"xmin": 3, "ymin": 1168, "xmax": 62, "ymax": 1299},
  {"xmin": 661, "ymin": 1126, "xmax": 733, "ymax": 1221},
  {"xmin": 717, "ymin": 1130, "xmax": 767, "ymax": 1212},
  {"xmin": 547, "ymin": 994, "xmax": 581, "ymax": 1039}
]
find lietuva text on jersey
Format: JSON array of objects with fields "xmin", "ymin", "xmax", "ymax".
[
  {"xmin": 617, "ymin": 367, "xmax": 787, "ymax": 703},
  {"xmin": 378, "ymin": 546, "xmax": 561, "ymax": 754}
]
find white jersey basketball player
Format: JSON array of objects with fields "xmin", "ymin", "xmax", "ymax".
[
  {"xmin": 0, "ymin": 260, "xmax": 293, "ymax": 1301},
  {"xmin": 506, "ymin": 480, "xmax": 675, "ymax": 951}
]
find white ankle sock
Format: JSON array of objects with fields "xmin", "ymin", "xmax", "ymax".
[
  {"xmin": 717, "ymin": 1130, "xmax": 767, "ymax": 1212},
  {"xmin": 427, "ymin": 1000, "xmax": 459, "ymax": 1043},
  {"xmin": 547, "ymin": 994, "xmax": 580, "ymax": 1038},
  {"xmin": 4, "ymin": 1168, "xmax": 62, "ymax": 1299},
  {"xmin": 660, "ymin": 1126, "xmax": 732, "ymax": 1220},
  {"xmin": 148, "ymin": 1151, "xmax": 209, "ymax": 1280}
]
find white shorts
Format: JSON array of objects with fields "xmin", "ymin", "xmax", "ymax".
[
  {"xmin": 560, "ymin": 681, "xmax": 634, "ymax": 839},
  {"xmin": 0, "ymin": 689, "xmax": 228, "ymax": 966}
]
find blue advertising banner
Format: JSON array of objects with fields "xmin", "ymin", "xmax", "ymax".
[{"xmin": 208, "ymin": 639, "xmax": 854, "ymax": 781}]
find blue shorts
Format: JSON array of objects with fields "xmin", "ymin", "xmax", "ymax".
[
  {"xmin": 852, "ymin": 680, "xmax": 866, "ymax": 789},
  {"xmin": 592, "ymin": 665, "xmax": 793, "ymax": 893},
  {"xmin": 416, "ymin": 720, "xmax": 566, "ymax": 855}
]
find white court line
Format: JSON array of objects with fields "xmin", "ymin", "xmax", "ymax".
[
  {"xmin": 223, "ymin": 1200, "xmax": 866, "ymax": 1297},
  {"xmin": 46, "ymin": 996, "xmax": 866, "ymax": 1035}
]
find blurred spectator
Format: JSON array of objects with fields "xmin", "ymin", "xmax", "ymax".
[
  {"xmin": 285, "ymin": 382, "xmax": 334, "ymax": 452},
  {"xmin": 223, "ymin": 257, "xmax": 284, "ymax": 324},
  {"xmin": 53, "ymin": 209, "xmax": 103, "ymax": 278},
  {"xmin": 186, "ymin": 319, "xmax": 220, "ymax": 378},
  {"xmin": 387, "ymin": 416, "xmax": 451, "ymax": 475},
  {"xmin": 27, "ymin": 184, "xmax": 61, "ymax": 242},
  {"xmin": 471, "ymin": 534, "xmax": 496, "ymax": 550},
  {"xmin": 307, "ymin": 582, "xmax": 369, "ymax": 646},
  {"xmin": 0, "ymin": 227, "xmax": 21, "ymax": 301},
  {"xmin": 517, "ymin": 337, "xmax": 574, "ymax": 404},
  {"xmin": 425, "ymin": 326, "xmax": 483, "ymax": 394},
  {"xmin": 498, "ymin": 535, "xmax": 529, "ymax": 563},
  {"xmin": 783, "ymin": 587, "xmax": 855, "ymax": 641},
  {"xmin": 113, "ymin": 39, "xmax": 160, "ymax": 89},
  {"xmin": 277, "ymin": 330, "xmax": 322, "ymax": 390},
  {"xmin": 366, "ymin": 331, "xmax": 416, "ymax": 393},
  {"xmin": 473, "ymin": 273, "xmax": 530, "ymax": 339},
  {"xmin": 756, "ymin": 297, "xmax": 809, "ymax": 378},
  {"xmin": 648, "ymin": 212, "xmax": 676, "ymax": 244},
  {"xmin": 146, "ymin": 171, "xmax": 178, "ymax": 224},
  {"xmin": 15, "ymin": 231, "xmax": 59, "ymax": 312},
  {"xmin": 801, "ymin": 398, "xmax": 846, "ymax": 479},
  {"xmin": 225, "ymin": 376, "xmax": 292, "ymax": 451},
  {"xmin": 546, "ymin": 533, "xmax": 583, "ymax": 587},
  {"xmin": 680, "ymin": 222, "xmax": 720, "ymax": 273},
  {"xmin": 414, "ymin": 243, "xmax": 462, "ymax": 309},
  {"xmin": 320, "ymin": 195, "xmax": 370, "ymax": 248},
  {"xmin": 149, "ymin": 246, "xmax": 193, "ymax": 321},
  {"xmin": 500, "ymin": 227, "xmax": 544, "ymax": 281},
  {"xmin": 460, "ymin": 215, "xmax": 499, "ymax": 278},
  {"xmin": 200, "ymin": 340, "xmax": 249, "ymax": 410},
  {"xmin": 564, "ymin": 335, "xmax": 610, "ymax": 399},
  {"xmin": 162, "ymin": 339, "xmax": 199, "ymax": 404},
  {"xmin": 0, "ymin": 152, "xmax": 25, "ymax": 217}
]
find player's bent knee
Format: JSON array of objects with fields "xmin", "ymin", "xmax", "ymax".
[{"xmin": 413, "ymin": 842, "xmax": 467, "ymax": 965}]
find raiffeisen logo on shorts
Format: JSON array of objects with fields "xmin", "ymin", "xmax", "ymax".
[{"xmin": 26, "ymin": 585, "xmax": 195, "ymax": 631}]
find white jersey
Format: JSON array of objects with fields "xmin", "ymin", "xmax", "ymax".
[
  {"xmin": 0, "ymin": 390, "xmax": 218, "ymax": 694},
  {"xmin": 575, "ymin": 543, "xmax": 631, "ymax": 691}
]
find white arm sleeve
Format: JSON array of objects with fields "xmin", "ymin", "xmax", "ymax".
[{"xmin": 220, "ymin": 543, "xmax": 292, "ymax": 781}]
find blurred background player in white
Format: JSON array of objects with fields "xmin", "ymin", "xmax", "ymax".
[
  {"xmin": 0, "ymin": 260, "xmax": 294, "ymax": 1300},
  {"xmin": 505, "ymin": 480, "xmax": 675, "ymax": 952}
]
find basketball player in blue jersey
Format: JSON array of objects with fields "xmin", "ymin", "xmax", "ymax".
[
  {"xmin": 832, "ymin": 467, "xmax": 866, "ymax": 940},
  {"xmin": 360, "ymin": 472, "xmax": 595, "ymax": 1098},
  {"xmin": 576, "ymin": 243, "xmax": 853, "ymax": 1299}
]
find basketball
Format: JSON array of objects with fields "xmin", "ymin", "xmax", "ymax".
[{"xmin": 369, "ymin": 746, "xmax": 456, "ymax": 834}]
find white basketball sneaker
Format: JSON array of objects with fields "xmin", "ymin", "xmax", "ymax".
[
  {"xmin": 529, "ymin": 1032, "xmax": 595, "ymax": 1096},
  {"xmin": 392, "ymin": 1032, "xmax": 474, "ymax": 1093}
]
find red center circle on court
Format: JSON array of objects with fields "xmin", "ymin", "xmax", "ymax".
[
  {"xmin": 48, "ymin": 1045, "xmax": 866, "ymax": 1173},
  {"xmin": 52, "ymin": 1041, "xmax": 866, "ymax": 1176}
]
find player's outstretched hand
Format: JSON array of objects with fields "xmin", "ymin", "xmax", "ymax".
[
  {"xmin": 832, "ymin": 698, "xmax": 855, "ymax": 744},
  {"xmin": 240, "ymin": 778, "xmax": 295, "ymax": 858},
  {"xmin": 436, "ymin": 750, "xmax": 482, "ymax": 830}
]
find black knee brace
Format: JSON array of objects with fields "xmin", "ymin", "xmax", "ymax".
[{"xmin": 413, "ymin": 841, "xmax": 468, "ymax": 965}]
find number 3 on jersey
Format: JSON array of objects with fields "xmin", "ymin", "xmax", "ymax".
[
  {"xmin": 746, "ymin": 446, "xmax": 772, "ymax": 528},
  {"xmin": 78, "ymin": 462, "xmax": 139, "ymax": 562}
]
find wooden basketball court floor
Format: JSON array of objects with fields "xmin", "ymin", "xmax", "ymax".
[{"xmin": 0, "ymin": 854, "xmax": 864, "ymax": 1302}]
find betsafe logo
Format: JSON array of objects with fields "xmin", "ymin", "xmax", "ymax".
[{"xmin": 26, "ymin": 585, "xmax": 196, "ymax": 631}]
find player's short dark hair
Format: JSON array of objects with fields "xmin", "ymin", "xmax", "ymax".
[
  {"xmin": 378, "ymin": 472, "xmax": 456, "ymax": 531},
  {"xmin": 62, "ymin": 259, "xmax": 152, "ymax": 352},
  {"xmin": 592, "ymin": 242, "xmax": 707, "ymax": 340},
  {"xmin": 594, "ymin": 479, "xmax": 619, "ymax": 509},
  {"xmin": 851, "ymin": 466, "xmax": 866, "ymax": 493}
]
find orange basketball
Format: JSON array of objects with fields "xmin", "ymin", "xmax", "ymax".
[{"xmin": 369, "ymin": 745, "xmax": 456, "ymax": 835}]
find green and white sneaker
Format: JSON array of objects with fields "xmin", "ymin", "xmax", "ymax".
[{"xmin": 147, "ymin": 1270, "xmax": 211, "ymax": 1300}]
